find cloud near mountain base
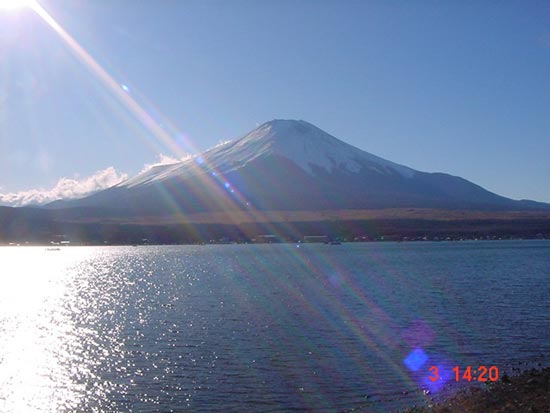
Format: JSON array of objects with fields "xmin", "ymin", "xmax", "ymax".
[
  {"xmin": 0, "ymin": 167, "xmax": 128, "ymax": 207},
  {"xmin": 0, "ymin": 153, "xmax": 192, "ymax": 207},
  {"xmin": 139, "ymin": 153, "xmax": 191, "ymax": 173}
]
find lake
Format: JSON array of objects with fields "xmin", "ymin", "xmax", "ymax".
[{"xmin": 0, "ymin": 241, "xmax": 549, "ymax": 412}]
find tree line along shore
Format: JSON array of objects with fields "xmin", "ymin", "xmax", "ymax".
[{"xmin": 1, "ymin": 216, "xmax": 550, "ymax": 246}]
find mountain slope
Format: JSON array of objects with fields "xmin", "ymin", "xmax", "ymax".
[{"xmin": 47, "ymin": 119, "xmax": 549, "ymax": 215}]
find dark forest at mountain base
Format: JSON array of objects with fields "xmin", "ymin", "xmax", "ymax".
[{"xmin": 2, "ymin": 216, "xmax": 550, "ymax": 245}]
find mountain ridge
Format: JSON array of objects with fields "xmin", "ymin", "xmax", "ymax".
[{"xmin": 45, "ymin": 119, "xmax": 549, "ymax": 214}]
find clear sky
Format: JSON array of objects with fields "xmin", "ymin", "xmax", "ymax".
[{"xmin": 1, "ymin": 0, "xmax": 549, "ymax": 206}]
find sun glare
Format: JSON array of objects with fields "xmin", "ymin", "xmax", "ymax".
[{"xmin": 0, "ymin": 0, "xmax": 33, "ymax": 11}]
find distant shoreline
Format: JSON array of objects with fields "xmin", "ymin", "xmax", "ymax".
[
  {"xmin": 1, "ymin": 237, "xmax": 549, "ymax": 248},
  {"xmin": 1, "ymin": 208, "xmax": 550, "ymax": 245}
]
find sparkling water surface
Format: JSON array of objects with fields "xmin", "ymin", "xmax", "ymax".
[{"xmin": 1, "ymin": 241, "xmax": 549, "ymax": 412}]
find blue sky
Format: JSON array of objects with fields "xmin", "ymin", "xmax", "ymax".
[{"xmin": 1, "ymin": 0, "xmax": 549, "ymax": 205}]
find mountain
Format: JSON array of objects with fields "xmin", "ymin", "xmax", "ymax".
[{"xmin": 47, "ymin": 119, "xmax": 549, "ymax": 216}]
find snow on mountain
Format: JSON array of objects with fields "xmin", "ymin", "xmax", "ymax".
[
  {"xmin": 120, "ymin": 162, "xmax": 186, "ymax": 188},
  {"xmin": 47, "ymin": 119, "xmax": 550, "ymax": 213},
  {"xmin": 209, "ymin": 119, "xmax": 416, "ymax": 177},
  {"xmin": 120, "ymin": 119, "xmax": 416, "ymax": 188}
]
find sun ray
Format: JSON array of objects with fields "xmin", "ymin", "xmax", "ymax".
[
  {"xmin": 28, "ymin": 1, "xmax": 194, "ymax": 159},
  {"xmin": 11, "ymin": 1, "xmax": 260, "ymax": 219}
]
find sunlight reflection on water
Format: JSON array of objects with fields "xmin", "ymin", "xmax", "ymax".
[
  {"xmin": 0, "ymin": 247, "xmax": 91, "ymax": 411},
  {"xmin": 0, "ymin": 247, "xmax": 128, "ymax": 412},
  {"xmin": 0, "ymin": 242, "xmax": 548, "ymax": 413}
]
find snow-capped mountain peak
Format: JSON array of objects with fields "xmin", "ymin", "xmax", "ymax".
[
  {"xmin": 48, "ymin": 119, "xmax": 550, "ymax": 213},
  {"xmin": 120, "ymin": 119, "xmax": 416, "ymax": 188},
  {"xmin": 201, "ymin": 119, "xmax": 416, "ymax": 178}
]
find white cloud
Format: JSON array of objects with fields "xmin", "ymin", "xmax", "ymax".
[
  {"xmin": 139, "ymin": 153, "xmax": 191, "ymax": 173},
  {"xmin": 0, "ymin": 167, "xmax": 128, "ymax": 207},
  {"xmin": 0, "ymin": 153, "xmax": 197, "ymax": 208},
  {"xmin": 214, "ymin": 140, "xmax": 231, "ymax": 148}
]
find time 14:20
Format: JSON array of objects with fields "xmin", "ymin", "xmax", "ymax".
[{"xmin": 429, "ymin": 365, "xmax": 499, "ymax": 382}]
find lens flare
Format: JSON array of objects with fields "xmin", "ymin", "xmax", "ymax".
[{"xmin": 28, "ymin": 1, "xmax": 191, "ymax": 158}]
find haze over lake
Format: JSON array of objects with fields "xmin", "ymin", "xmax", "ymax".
[{"xmin": 1, "ymin": 241, "xmax": 548, "ymax": 412}]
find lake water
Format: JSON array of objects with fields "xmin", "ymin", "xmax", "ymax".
[{"xmin": 0, "ymin": 241, "xmax": 549, "ymax": 412}]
